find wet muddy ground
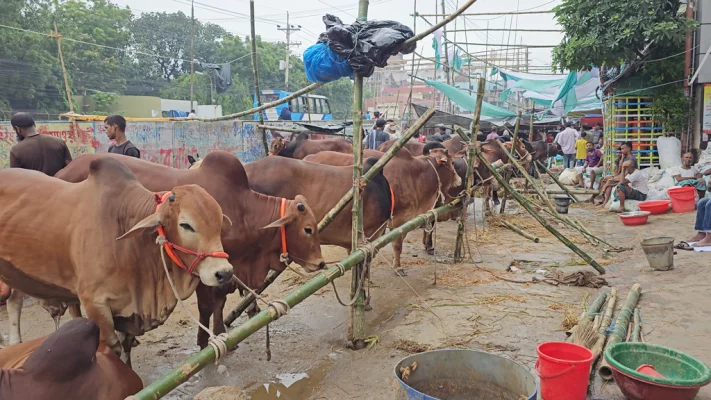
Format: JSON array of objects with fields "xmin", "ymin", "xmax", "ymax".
[{"xmin": 2, "ymin": 198, "xmax": 710, "ymax": 400}]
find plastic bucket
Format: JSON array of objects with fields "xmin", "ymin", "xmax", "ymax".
[
  {"xmin": 667, "ymin": 187, "xmax": 697, "ymax": 213},
  {"xmin": 554, "ymin": 196, "xmax": 572, "ymax": 214},
  {"xmin": 536, "ymin": 342, "xmax": 593, "ymax": 400},
  {"xmin": 641, "ymin": 237, "xmax": 674, "ymax": 271}
]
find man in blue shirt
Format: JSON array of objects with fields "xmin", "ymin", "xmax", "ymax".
[
  {"xmin": 279, "ymin": 105, "xmax": 292, "ymax": 121},
  {"xmin": 365, "ymin": 119, "xmax": 390, "ymax": 150}
]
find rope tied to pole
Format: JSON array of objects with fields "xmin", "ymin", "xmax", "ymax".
[{"xmin": 156, "ymin": 236, "xmax": 229, "ymax": 364}]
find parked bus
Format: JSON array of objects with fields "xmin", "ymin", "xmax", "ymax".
[{"xmin": 253, "ymin": 90, "xmax": 333, "ymax": 121}]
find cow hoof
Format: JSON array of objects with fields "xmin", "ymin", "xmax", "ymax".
[
  {"xmin": 426, "ymin": 248, "xmax": 435, "ymax": 256},
  {"xmin": 395, "ymin": 269, "xmax": 408, "ymax": 277},
  {"xmin": 365, "ymin": 304, "xmax": 373, "ymax": 312},
  {"xmin": 132, "ymin": 338, "xmax": 140, "ymax": 347},
  {"xmin": 493, "ymin": 199, "xmax": 500, "ymax": 205}
]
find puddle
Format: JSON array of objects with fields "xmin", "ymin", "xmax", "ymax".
[{"xmin": 248, "ymin": 360, "xmax": 332, "ymax": 400}]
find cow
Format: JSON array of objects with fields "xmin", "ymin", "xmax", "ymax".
[
  {"xmin": 291, "ymin": 147, "xmax": 462, "ymax": 275},
  {"xmin": 0, "ymin": 157, "xmax": 234, "ymax": 365},
  {"xmin": 55, "ymin": 151, "xmax": 325, "ymax": 351},
  {"xmin": 270, "ymin": 132, "xmax": 352, "ymax": 159},
  {"xmin": 0, "ymin": 286, "xmax": 70, "ymax": 348},
  {"xmin": 0, "ymin": 318, "xmax": 143, "ymax": 399},
  {"xmin": 475, "ymin": 139, "xmax": 533, "ymax": 209},
  {"xmin": 245, "ymin": 157, "xmax": 394, "ymax": 249},
  {"xmin": 378, "ymin": 136, "xmax": 464, "ymax": 157},
  {"xmin": 530, "ymin": 141, "xmax": 560, "ymax": 177}
]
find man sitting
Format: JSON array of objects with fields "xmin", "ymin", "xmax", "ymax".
[
  {"xmin": 673, "ymin": 152, "xmax": 709, "ymax": 195},
  {"xmin": 686, "ymin": 197, "xmax": 711, "ymax": 247},
  {"xmin": 576, "ymin": 142, "xmax": 603, "ymax": 189},
  {"xmin": 613, "ymin": 159, "xmax": 648, "ymax": 212}
]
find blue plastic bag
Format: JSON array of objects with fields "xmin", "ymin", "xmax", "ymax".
[{"xmin": 303, "ymin": 42, "xmax": 354, "ymax": 83}]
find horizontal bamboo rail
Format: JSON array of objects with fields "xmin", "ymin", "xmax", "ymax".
[
  {"xmin": 131, "ymin": 200, "xmax": 461, "ymax": 399},
  {"xmin": 405, "ymin": 0, "xmax": 478, "ymax": 45}
]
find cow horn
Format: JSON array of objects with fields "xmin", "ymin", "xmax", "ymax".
[{"xmin": 223, "ymin": 214, "xmax": 233, "ymax": 227}]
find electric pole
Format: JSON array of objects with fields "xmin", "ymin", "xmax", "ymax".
[
  {"xmin": 277, "ymin": 12, "xmax": 301, "ymax": 90},
  {"xmin": 190, "ymin": 0, "xmax": 195, "ymax": 112}
]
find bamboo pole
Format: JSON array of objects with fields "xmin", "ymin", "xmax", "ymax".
[
  {"xmin": 589, "ymin": 287, "xmax": 618, "ymax": 363},
  {"xmin": 405, "ymin": 0, "xmax": 478, "ymax": 46},
  {"xmin": 492, "ymin": 139, "xmax": 557, "ymax": 213},
  {"xmin": 224, "ymin": 270, "xmax": 283, "ymax": 327},
  {"xmin": 348, "ymin": 0, "xmax": 370, "ymax": 351},
  {"xmin": 256, "ymin": 125, "xmax": 348, "ymax": 138},
  {"xmin": 566, "ymin": 291, "xmax": 609, "ymax": 341},
  {"xmin": 131, "ymin": 200, "xmax": 460, "ymax": 400},
  {"xmin": 473, "ymin": 147, "xmax": 606, "ymax": 275},
  {"xmin": 599, "ymin": 283, "xmax": 642, "ymax": 380},
  {"xmin": 249, "ymin": 0, "xmax": 268, "ymax": 155},
  {"xmin": 454, "ymin": 127, "xmax": 471, "ymax": 141},
  {"xmin": 535, "ymin": 160, "xmax": 581, "ymax": 203},
  {"xmin": 632, "ymin": 308, "xmax": 642, "ymax": 342},
  {"xmin": 52, "ymin": 22, "xmax": 81, "ymax": 151},
  {"xmin": 501, "ymin": 220, "xmax": 539, "ymax": 243},
  {"xmin": 499, "ymin": 110, "xmax": 522, "ymax": 213},
  {"xmin": 448, "ymin": 28, "xmax": 562, "ymax": 33},
  {"xmin": 317, "ymin": 108, "xmax": 436, "ymax": 232},
  {"xmin": 454, "ymin": 77, "xmax": 485, "ymax": 262},
  {"xmin": 523, "ymin": 189, "xmax": 600, "ymax": 195},
  {"xmin": 415, "ymin": 9, "xmax": 554, "ymax": 17}
]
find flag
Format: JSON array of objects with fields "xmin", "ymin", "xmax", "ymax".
[{"xmin": 432, "ymin": 30, "xmax": 443, "ymax": 70}]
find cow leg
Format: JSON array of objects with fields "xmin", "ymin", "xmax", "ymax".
[
  {"xmin": 118, "ymin": 332, "xmax": 135, "ymax": 368},
  {"xmin": 82, "ymin": 300, "xmax": 121, "ymax": 356},
  {"xmin": 492, "ymin": 189, "xmax": 500, "ymax": 205},
  {"xmin": 422, "ymin": 229, "xmax": 434, "ymax": 255},
  {"xmin": 6, "ymin": 289, "xmax": 23, "ymax": 345},
  {"xmin": 196, "ymin": 284, "xmax": 214, "ymax": 350},
  {"xmin": 68, "ymin": 303, "xmax": 82, "ymax": 318},
  {"xmin": 393, "ymin": 235, "xmax": 406, "ymax": 276}
]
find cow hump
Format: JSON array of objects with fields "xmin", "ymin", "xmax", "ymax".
[
  {"xmin": 88, "ymin": 157, "xmax": 139, "ymax": 184},
  {"xmin": 198, "ymin": 151, "xmax": 249, "ymax": 188}
]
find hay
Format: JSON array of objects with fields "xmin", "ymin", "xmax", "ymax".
[
  {"xmin": 561, "ymin": 308, "xmax": 579, "ymax": 330},
  {"xmin": 392, "ymin": 339, "xmax": 432, "ymax": 353},
  {"xmin": 474, "ymin": 295, "xmax": 527, "ymax": 305}
]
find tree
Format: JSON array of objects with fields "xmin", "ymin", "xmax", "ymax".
[{"xmin": 552, "ymin": 0, "xmax": 695, "ymax": 72}]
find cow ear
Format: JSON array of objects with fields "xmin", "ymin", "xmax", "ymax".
[
  {"xmin": 223, "ymin": 214, "xmax": 233, "ymax": 227},
  {"xmin": 116, "ymin": 213, "xmax": 161, "ymax": 240},
  {"xmin": 260, "ymin": 214, "xmax": 295, "ymax": 230}
]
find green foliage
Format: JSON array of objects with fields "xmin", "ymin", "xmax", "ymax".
[
  {"xmin": 552, "ymin": 0, "xmax": 695, "ymax": 71},
  {"xmin": 91, "ymin": 91, "xmax": 120, "ymax": 114},
  {"xmin": 0, "ymin": 0, "xmax": 354, "ymax": 119}
]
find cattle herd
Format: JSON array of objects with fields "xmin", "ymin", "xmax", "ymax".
[{"xmin": 0, "ymin": 131, "xmax": 532, "ymax": 398}]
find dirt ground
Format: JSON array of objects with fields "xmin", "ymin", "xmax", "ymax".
[{"xmin": 2, "ymin": 197, "xmax": 710, "ymax": 400}]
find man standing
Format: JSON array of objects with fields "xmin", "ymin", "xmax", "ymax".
[
  {"xmin": 592, "ymin": 123, "xmax": 603, "ymax": 143},
  {"xmin": 553, "ymin": 121, "xmax": 580, "ymax": 168},
  {"xmin": 614, "ymin": 159, "xmax": 648, "ymax": 211},
  {"xmin": 372, "ymin": 110, "xmax": 381, "ymax": 120},
  {"xmin": 577, "ymin": 142, "xmax": 604, "ymax": 189},
  {"xmin": 9, "ymin": 112, "xmax": 72, "ymax": 176},
  {"xmin": 364, "ymin": 119, "xmax": 390, "ymax": 150},
  {"xmin": 104, "ymin": 114, "xmax": 140, "ymax": 158}
]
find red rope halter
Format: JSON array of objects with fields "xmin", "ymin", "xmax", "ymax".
[{"xmin": 154, "ymin": 192, "xmax": 229, "ymax": 276}]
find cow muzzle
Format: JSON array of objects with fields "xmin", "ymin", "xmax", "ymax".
[{"xmin": 198, "ymin": 258, "xmax": 234, "ymax": 286}]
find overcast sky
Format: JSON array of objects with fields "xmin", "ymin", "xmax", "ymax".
[{"xmin": 113, "ymin": 0, "xmax": 563, "ymax": 73}]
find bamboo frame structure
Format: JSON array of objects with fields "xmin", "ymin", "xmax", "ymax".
[
  {"xmin": 499, "ymin": 110, "xmax": 522, "ymax": 213},
  {"xmin": 131, "ymin": 200, "xmax": 461, "ymax": 400},
  {"xmin": 416, "ymin": 9, "xmax": 554, "ymax": 17},
  {"xmin": 249, "ymin": 0, "xmax": 268, "ymax": 154},
  {"xmin": 501, "ymin": 220, "xmax": 539, "ymax": 243},
  {"xmin": 454, "ymin": 77, "xmax": 485, "ymax": 262},
  {"xmin": 317, "ymin": 108, "xmax": 436, "ymax": 232},
  {"xmin": 473, "ymin": 147, "xmax": 606, "ymax": 275},
  {"xmin": 405, "ymin": 0, "xmax": 478, "ymax": 45},
  {"xmin": 599, "ymin": 283, "xmax": 642, "ymax": 380},
  {"xmin": 224, "ymin": 270, "xmax": 282, "ymax": 327}
]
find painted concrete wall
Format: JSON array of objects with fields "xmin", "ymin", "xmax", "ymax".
[{"xmin": 0, "ymin": 120, "xmax": 267, "ymax": 170}]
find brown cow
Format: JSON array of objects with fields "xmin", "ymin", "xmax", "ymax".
[
  {"xmin": 303, "ymin": 149, "xmax": 384, "ymax": 165},
  {"xmin": 377, "ymin": 136, "xmax": 465, "ymax": 157},
  {"xmin": 0, "ymin": 157, "xmax": 234, "ymax": 364},
  {"xmin": 245, "ymin": 157, "xmax": 394, "ymax": 249},
  {"xmin": 270, "ymin": 132, "xmax": 352, "ymax": 159},
  {"xmin": 55, "ymin": 151, "xmax": 325, "ymax": 350},
  {"xmin": 294, "ymin": 148, "xmax": 462, "ymax": 275},
  {"xmin": 477, "ymin": 140, "xmax": 533, "ymax": 208},
  {"xmin": 377, "ymin": 138, "xmax": 426, "ymax": 155},
  {"xmin": 0, "ymin": 318, "xmax": 143, "ymax": 399}
]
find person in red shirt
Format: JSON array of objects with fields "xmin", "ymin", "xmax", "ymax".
[{"xmin": 545, "ymin": 132, "xmax": 554, "ymax": 143}]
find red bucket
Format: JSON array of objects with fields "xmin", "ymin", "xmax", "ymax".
[
  {"xmin": 536, "ymin": 342, "xmax": 594, "ymax": 400},
  {"xmin": 667, "ymin": 187, "xmax": 697, "ymax": 213}
]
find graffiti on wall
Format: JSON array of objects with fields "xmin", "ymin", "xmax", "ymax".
[{"xmin": 0, "ymin": 119, "xmax": 267, "ymax": 169}]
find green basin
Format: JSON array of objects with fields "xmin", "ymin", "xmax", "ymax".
[{"xmin": 605, "ymin": 342, "xmax": 711, "ymax": 387}]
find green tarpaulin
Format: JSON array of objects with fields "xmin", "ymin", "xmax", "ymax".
[{"xmin": 424, "ymin": 79, "xmax": 517, "ymax": 119}]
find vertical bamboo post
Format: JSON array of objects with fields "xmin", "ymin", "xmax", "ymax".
[
  {"xmin": 454, "ymin": 77, "xmax": 485, "ymax": 262},
  {"xmin": 53, "ymin": 22, "xmax": 80, "ymax": 144},
  {"xmin": 250, "ymin": 0, "xmax": 269, "ymax": 155},
  {"xmin": 348, "ymin": 0, "xmax": 370, "ymax": 350},
  {"xmin": 529, "ymin": 101, "xmax": 536, "ymax": 177},
  {"xmin": 499, "ymin": 110, "xmax": 522, "ymax": 213}
]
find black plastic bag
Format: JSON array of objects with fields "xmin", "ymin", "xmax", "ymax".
[{"xmin": 318, "ymin": 14, "xmax": 415, "ymax": 77}]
